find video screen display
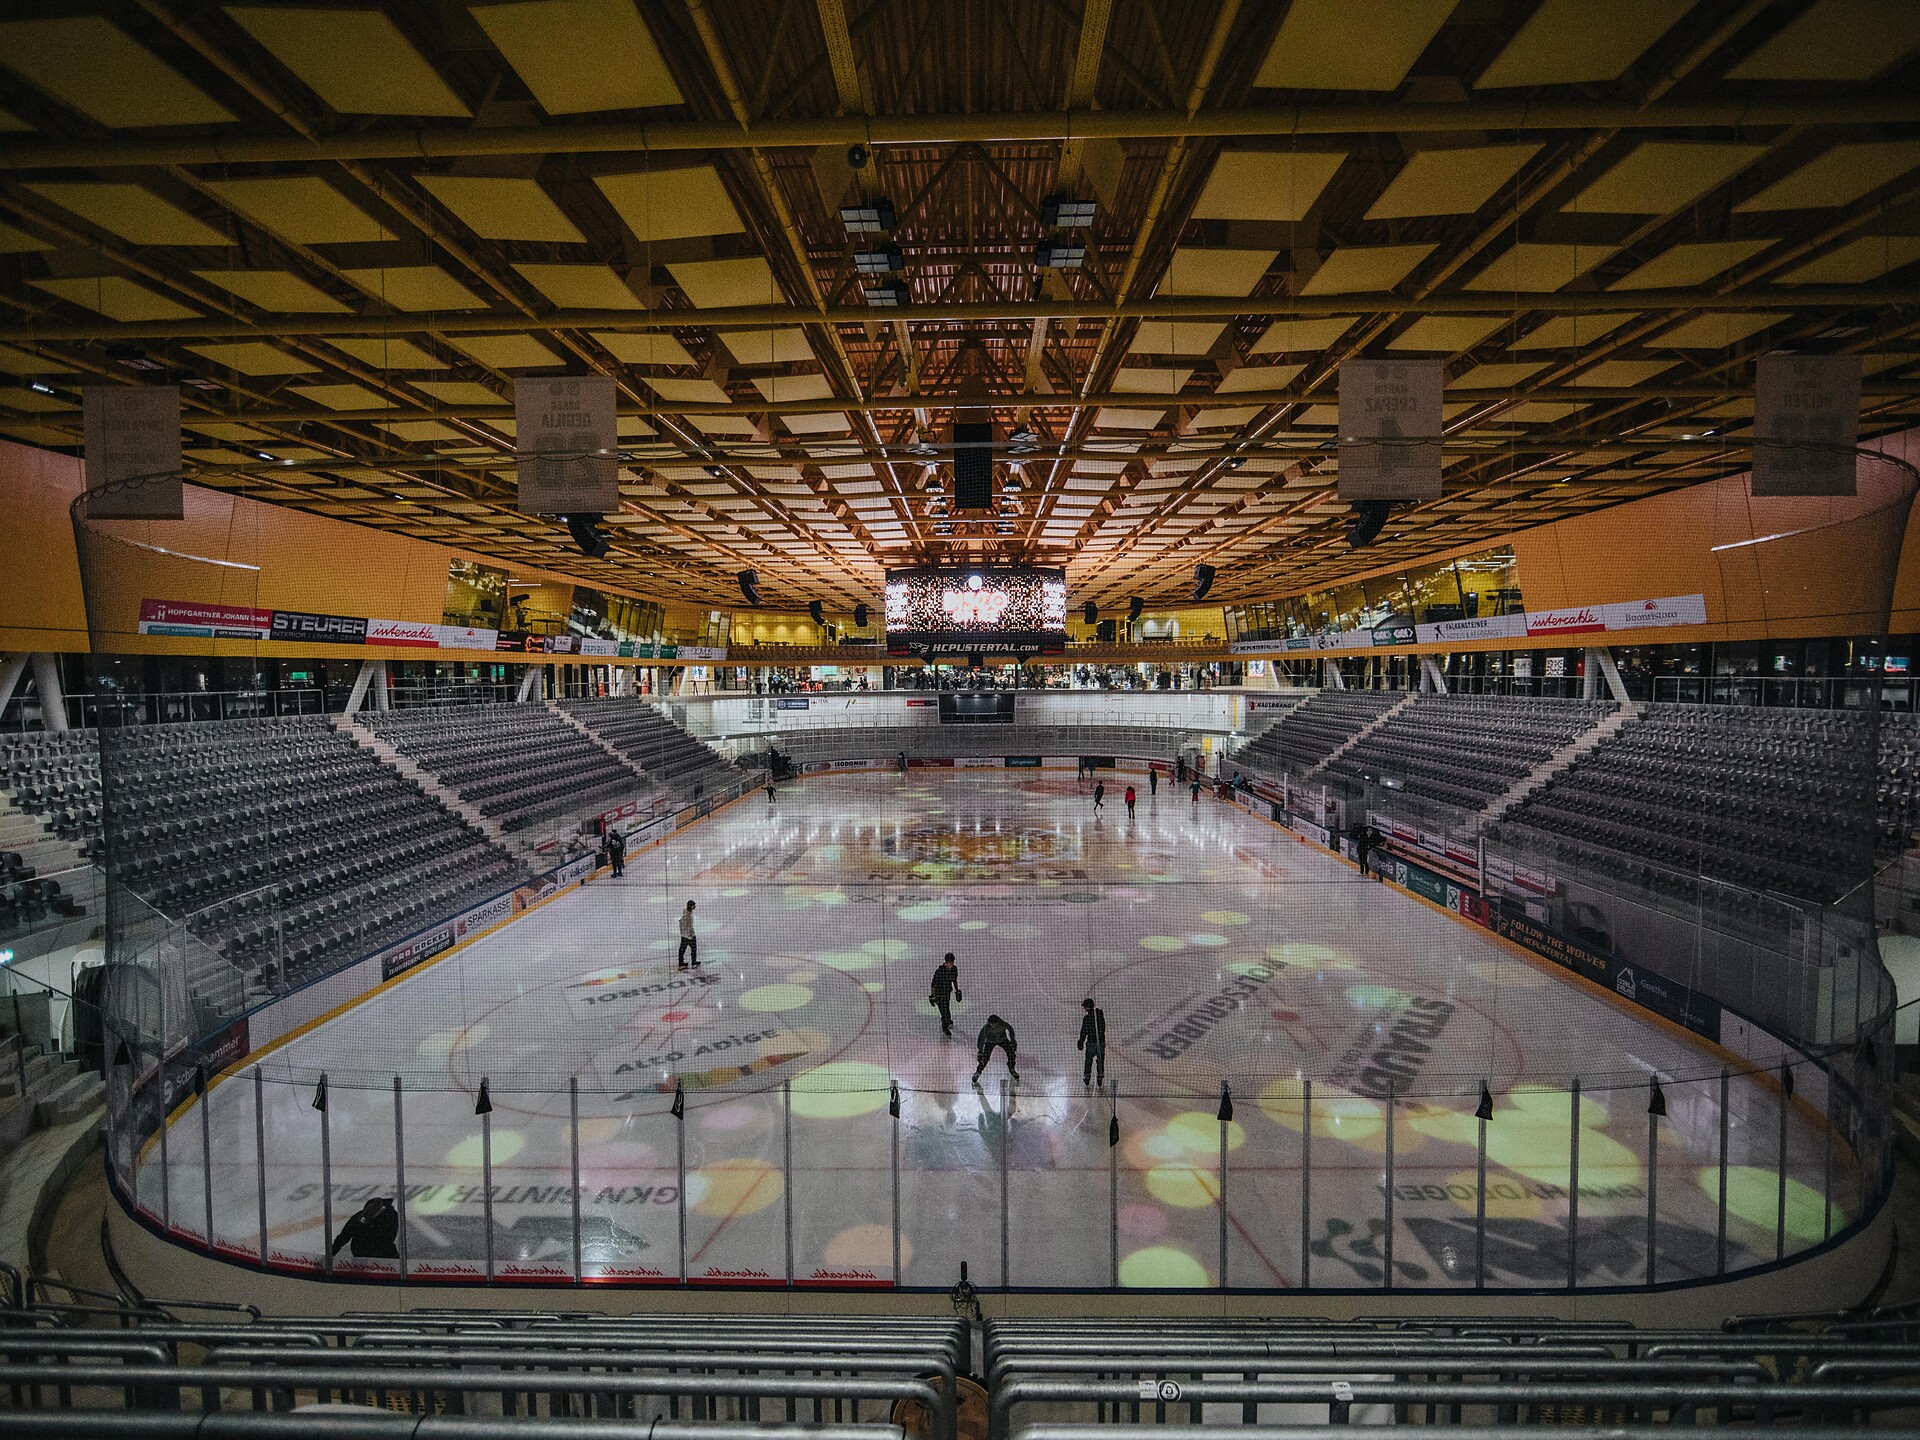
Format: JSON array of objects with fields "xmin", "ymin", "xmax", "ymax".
[{"xmin": 884, "ymin": 566, "xmax": 1068, "ymax": 656}]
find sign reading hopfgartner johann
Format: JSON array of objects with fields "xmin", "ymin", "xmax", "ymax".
[
  {"xmin": 1337, "ymin": 360, "xmax": 1442, "ymax": 501},
  {"xmin": 1752, "ymin": 354, "xmax": 1860, "ymax": 497},
  {"xmin": 84, "ymin": 386, "xmax": 183, "ymax": 518},
  {"xmin": 514, "ymin": 377, "xmax": 619, "ymax": 515}
]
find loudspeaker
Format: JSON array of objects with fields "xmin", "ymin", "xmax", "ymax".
[
  {"xmin": 954, "ymin": 420, "xmax": 993, "ymax": 509},
  {"xmin": 807, "ymin": 600, "xmax": 825, "ymax": 625},
  {"xmin": 1127, "ymin": 596, "xmax": 1144, "ymax": 623},
  {"xmin": 1346, "ymin": 500, "xmax": 1391, "ymax": 549},
  {"xmin": 1096, "ymin": 619, "xmax": 1116, "ymax": 643},
  {"xmin": 1082, "ymin": 601, "xmax": 1098, "ymax": 625},
  {"xmin": 1191, "ymin": 564, "xmax": 1216, "ymax": 602},
  {"xmin": 736, "ymin": 570, "xmax": 762, "ymax": 606},
  {"xmin": 853, "ymin": 603, "xmax": 870, "ymax": 627},
  {"xmin": 564, "ymin": 513, "xmax": 610, "ymax": 559}
]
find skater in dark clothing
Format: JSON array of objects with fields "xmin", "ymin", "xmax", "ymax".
[
  {"xmin": 1124, "ymin": 784, "xmax": 1137, "ymax": 817},
  {"xmin": 1077, "ymin": 998, "xmax": 1107, "ymax": 1088},
  {"xmin": 766, "ymin": 778, "xmax": 776, "ymax": 804},
  {"xmin": 929, "ymin": 953, "xmax": 962, "ymax": 1037},
  {"xmin": 897, "ymin": 751, "xmax": 908, "ymax": 774},
  {"xmin": 1093, "ymin": 781, "xmax": 1105, "ymax": 811},
  {"xmin": 607, "ymin": 826, "xmax": 626, "ymax": 877},
  {"xmin": 1358, "ymin": 823, "xmax": 1385, "ymax": 880},
  {"xmin": 677, "ymin": 899, "xmax": 700, "ymax": 969},
  {"xmin": 330, "ymin": 1196, "xmax": 400, "ymax": 1259},
  {"xmin": 972, "ymin": 1014, "xmax": 1020, "ymax": 1083},
  {"xmin": 1149, "ymin": 768, "xmax": 1159, "ymax": 796}
]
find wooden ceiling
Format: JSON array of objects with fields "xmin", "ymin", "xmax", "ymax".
[{"xmin": 2, "ymin": 0, "xmax": 1920, "ymax": 610}]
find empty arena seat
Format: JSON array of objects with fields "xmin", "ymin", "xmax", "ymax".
[
  {"xmin": 560, "ymin": 698, "xmax": 742, "ymax": 800},
  {"xmin": 364, "ymin": 702, "xmax": 666, "ymax": 831},
  {"xmin": 1233, "ymin": 689, "xmax": 1402, "ymax": 776}
]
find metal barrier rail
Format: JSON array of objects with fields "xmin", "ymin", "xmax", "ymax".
[
  {"xmin": 989, "ymin": 1378, "xmax": 1920, "ymax": 1433},
  {"xmin": 1013, "ymin": 1429, "xmax": 1905, "ymax": 1440},
  {"xmin": 0, "ymin": 1362, "xmax": 941, "ymax": 1426},
  {"xmin": 0, "ymin": 1416, "xmax": 902, "ymax": 1440},
  {"xmin": 204, "ymin": 1343, "xmax": 958, "ymax": 1440}
]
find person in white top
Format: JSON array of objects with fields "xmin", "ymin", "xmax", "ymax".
[{"xmin": 677, "ymin": 900, "xmax": 700, "ymax": 970}]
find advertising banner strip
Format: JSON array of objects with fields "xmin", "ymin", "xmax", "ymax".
[
  {"xmin": 137, "ymin": 599, "xmax": 272, "ymax": 640},
  {"xmin": 1229, "ymin": 593, "xmax": 1710, "ymax": 654}
]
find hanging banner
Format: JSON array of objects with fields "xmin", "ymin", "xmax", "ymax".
[
  {"xmin": 1752, "ymin": 354, "xmax": 1860, "ymax": 496},
  {"xmin": 515, "ymin": 377, "xmax": 619, "ymax": 514},
  {"xmin": 1337, "ymin": 359, "xmax": 1442, "ymax": 501},
  {"xmin": 84, "ymin": 386, "xmax": 183, "ymax": 518}
]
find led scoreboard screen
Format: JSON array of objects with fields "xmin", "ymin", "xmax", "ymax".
[{"xmin": 884, "ymin": 567, "xmax": 1068, "ymax": 657}]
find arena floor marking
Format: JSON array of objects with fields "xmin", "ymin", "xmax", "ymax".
[{"xmin": 141, "ymin": 770, "xmax": 1854, "ymax": 1291}]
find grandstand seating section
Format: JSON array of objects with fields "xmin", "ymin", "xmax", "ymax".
[
  {"xmin": 1, "ymin": 1288, "xmax": 1917, "ymax": 1432},
  {"xmin": 1324, "ymin": 694, "xmax": 1614, "ymax": 810},
  {"xmin": 1500, "ymin": 703, "xmax": 1881, "ymax": 904},
  {"xmin": 102, "ymin": 718, "xmax": 528, "ymax": 1010},
  {"xmin": 562, "ymin": 697, "xmax": 741, "ymax": 798},
  {"xmin": 363, "ymin": 702, "xmax": 654, "ymax": 832},
  {"xmin": 1232, "ymin": 687, "xmax": 1402, "ymax": 775},
  {"xmin": 0, "ymin": 730, "xmax": 101, "ymax": 858}
]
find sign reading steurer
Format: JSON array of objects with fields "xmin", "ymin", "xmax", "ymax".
[{"xmin": 515, "ymin": 377, "xmax": 619, "ymax": 515}]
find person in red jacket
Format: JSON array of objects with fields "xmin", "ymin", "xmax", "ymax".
[{"xmin": 1124, "ymin": 784, "xmax": 1137, "ymax": 817}]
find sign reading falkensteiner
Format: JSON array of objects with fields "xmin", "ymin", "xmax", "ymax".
[
  {"xmin": 515, "ymin": 377, "xmax": 619, "ymax": 514},
  {"xmin": 1228, "ymin": 594, "xmax": 1709, "ymax": 654}
]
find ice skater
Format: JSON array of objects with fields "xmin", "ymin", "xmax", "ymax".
[
  {"xmin": 677, "ymin": 899, "xmax": 700, "ymax": 969},
  {"xmin": 972, "ymin": 1014, "xmax": 1020, "ymax": 1084},
  {"xmin": 930, "ymin": 952, "xmax": 962, "ymax": 1037},
  {"xmin": 1076, "ymin": 997, "xmax": 1107, "ymax": 1088},
  {"xmin": 1149, "ymin": 767, "xmax": 1159, "ymax": 797},
  {"xmin": 1189, "ymin": 775, "xmax": 1202, "ymax": 804},
  {"xmin": 1124, "ymin": 783, "xmax": 1136, "ymax": 818},
  {"xmin": 607, "ymin": 825, "xmax": 626, "ymax": 877},
  {"xmin": 329, "ymin": 1196, "xmax": 400, "ymax": 1260},
  {"xmin": 1093, "ymin": 780, "xmax": 1105, "ymax": 811},
  {"xmin": 766, "ymin": 777, "xmax": 776, "ymax": 805}
]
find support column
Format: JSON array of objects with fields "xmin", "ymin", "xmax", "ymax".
[
  {"xmin": 0, "ymin": 655, "xmax": 26, "ymax": 721},
  {"xmin": 516, "ymin": 666, "xmax": 540, "ymax": 702},
  {"xmin": 372, "ymin": 659, "xmax": 391, "ymax": 710},
  {"xmin": 1587, "ymin": 646, "xmax": 1630, "ymax": 703},
  {"xmin": 29, "ymin": 654, "xmax": 68, "ymax": 731},
  {"xmin": 1321, "ymin": 658, "xmax": 1346, "ymax": 690},
  {"xmin": 1419, "ymin": 656, "xmax": 1448, "ymax": 695},
  {"xmin": 343, "ymin": 659, "xmax": 378, "ymax": 716}
]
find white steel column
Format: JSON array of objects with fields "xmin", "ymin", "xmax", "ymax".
[
  {"xmin": 0, "ymin": 654, "xmax": 26, "ymax": 720},
  {"xmin": 1322, "ymin": 658, "xmax": 1346, "ymax": 690},
  {"xmin": 343, "ymin": 659, "xmax": 377, "ymax": 716},
  {"xmin": 30, "ymin": 654, "xmax": 68, "ymax": 731},
  {"xmin": 1587, "ymin": 646, "xmax": 1630, "ymax": 703},
  {"xmin": 1420, "ymin": 655, "xmax": 1449, "ymax": 694},
  {"xmin": 516, "ymin": 666, "xmax": 540, "ymax": 702}
]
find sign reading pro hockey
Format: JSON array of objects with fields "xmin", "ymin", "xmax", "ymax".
[
  {"xmin": 1337, "ymin": 359, "xmax": 1442, "ymax": 501},
  {"xmin": 515, "ymin": 377, "xmax": 619, "ymax": 514},
  {"xmin": 1752, "ymin": 354, "xmax": 1860, "ymax": 497}
]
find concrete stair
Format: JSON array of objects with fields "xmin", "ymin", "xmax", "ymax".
[
  {"xmin": 334, "ymin": 716, "xmax": 527, "ymax": 858},
  {"xmin": 0, "ymin": 795, "xmax": 85, "ymax": 877},
  {"xmin": 0, "ymin": 1040, "xmax": 103, "ymax": 1150},
  {"xmin": 1488, "ymin": 703, "xmax": 1642, "ymax": 819},
  {"xmin": 1303, "ymin": 693, "xmax": 1418, "ymax": 779}
]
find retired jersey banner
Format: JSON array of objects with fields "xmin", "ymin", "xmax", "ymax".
[
  {"xmin": 85, "ymin": 386, "xmax": 183, "ymax": 518},
  {"xmin": 515, "ymin": 376, "xmax": 619, "ymax": 514},
  {"xmin": 1337, "ymin": 359, "xmax": 1442, "ymax": 501},
  {"xmin": 1752, "ymin": 354, "xmax": 1860, "ymax": 496}
]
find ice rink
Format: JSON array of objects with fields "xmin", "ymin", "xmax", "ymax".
[{"xmin": 138, "ymin": 768, "xmax": 1852, "ymax": 1291}]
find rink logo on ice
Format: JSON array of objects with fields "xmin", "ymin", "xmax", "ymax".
[
  {"xmin": 1139, "ymin": 965, "xmax": 1278, "ymax": 1059},
  {"xmin": 1335, "ymin": 994, "xmax": 1457, "ymax": 1098}
]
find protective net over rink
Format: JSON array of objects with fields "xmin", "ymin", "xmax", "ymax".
[{"xmin": 68, "ymin": 445, "xmax": 1914, "ymax": 1294}]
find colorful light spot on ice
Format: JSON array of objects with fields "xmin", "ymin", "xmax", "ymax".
[
  {"xmin": 1145, "ymin": 1164, "xmax": 1220, "ymax": 1208},
  {"xmin": 1140, "ymin": 935, "xmax": 1185, "ymax": 952},
  {"xmin": 740, "ymin": 983, "xmax": 812, "ymax": 1012},
  {"xmin": 1119, "ymin": 1245, "xmax": 1209, "ymax": 1288},
  {"xmin": 446, "ymin": 1129, "xmax": 524, "ymax": 1169},
  {"xmin": 1712, "ymin": 1165, "xmax": 1837, "ymax": 1242},
  {"xmin": 1201, "ymin": 910, "xmax": 1251, "ymax": 926},
  {"xmin": 690, "ymin": 1158, "xmax": 782, "ymax": 1216},
  {"xmin": 790, "ymin": 1061, "xmax": 891, "ymax": 1119}
]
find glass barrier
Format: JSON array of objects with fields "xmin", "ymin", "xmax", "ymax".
[{"xmin": 65, "ymin": 449, "xmax": 1913, "ymax": 1294}]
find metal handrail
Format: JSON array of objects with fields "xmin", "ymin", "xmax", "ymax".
[{"xmin": 0, "ymin": 1417, "xmax": 901, "ymax": 1439}]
